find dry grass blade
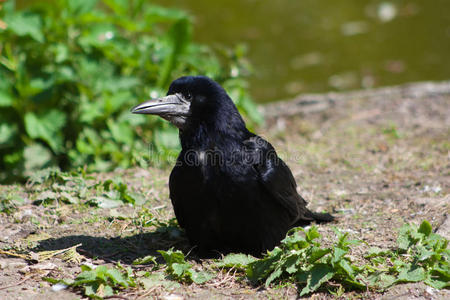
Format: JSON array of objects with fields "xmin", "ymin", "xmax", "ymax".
[
  {"xmin": 0, "ymin": 249, "xmax": 31, "ymax": 260},
  {"xmin": 38, "ymin": 243, "xmax": 83, "ymax": 262}
]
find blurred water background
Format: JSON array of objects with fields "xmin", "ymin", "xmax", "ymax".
[
  {"xmin": 18, "ymin": 0, "xmax": 450, "ymax": 102},
  {"xmin": 156, "ymin": 0, "xmax": 450, "ymax": 102}
]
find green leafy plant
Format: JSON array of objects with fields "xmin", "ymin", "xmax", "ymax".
[
  {"xmin": 0, "ymin": 193, "xmax": 25, "ymax": 214},
  {"xmin": 132, "ymin": 254, "xmax": 158, "ymax": 266},
  {"xmin": 25, "ymin": 167, "xmax": 145, "ymax": 207},
  {"xmin": 366, "ymin": 220, "xmax": 449, "ymax": 290},
  {"xmin": 88, "ymin": 178, "xmax": 145, "ymax": 208},
  {"xmin": 0, "ymin": 0, "xmax": 261, "ymax": 182},
  {"xmin": 45, "ymin": 263, "xmax": 136, "ymax": 299},
  {"xmin": 219, "ymin": 221, "xmax": 449, "ymax": 296},
  {"xmin": 245, "ymin": 226, "xmax": 365, "ymax": 296},
  {"xmin": 215, "ymin": 253, "xmax": 257, "ymax": 269},
  {"xmin": 158, "ymin": 248, "xmax": 214, "ymax": 284}
]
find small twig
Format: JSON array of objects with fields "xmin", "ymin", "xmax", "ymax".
[
  {"xmin": 184, "ymin": 245, "xmax": 197, "ymax": 258},
  {"xmin": 103, "ymin": 295, "xmax": 130, "ymax": 300},
  {"xmin": 152, "ymin": 205, "xmax": 166, "ymax": 210},
  {"xmin": 120, "ymin": 221, "xmax": 133, "ymax": 235},
  {"xmin": 0, "ymin": 275, "xmax": 33, "ymax": 290},
  {"xmin": 207, "ymin": 267, "xmax": 234, "ymax": 287},
  {"xmin": 135, "ymin": 286, "xmax": 158, "ymax": 299}
]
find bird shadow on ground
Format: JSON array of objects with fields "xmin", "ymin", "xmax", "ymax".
[{"xmin": 31, "ymin": 226, "xmax": 193, "ymax": 264}]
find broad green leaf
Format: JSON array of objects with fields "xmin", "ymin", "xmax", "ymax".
[
  {"xmin": 105, "ymin": 91, "xmax": 133, "ymax": 114},
  {"xmin": 51, "ymin": 44, "xmax": 69, "ymax": 63},
  {"xmin": 171, "ymin": 262, "xmax": 191, "ymax": 277},
  {"xmin": 158, "ymin": 249, "xmax": 187, "ymax": 266},
  {"xmin": 107, "ymin": 120, "xmax": 134, "ymax": 145},
  {"xmin": 281, "ymin": 230, "xmax": 310, "ymax": 250},
  {"xmin": 79, "ymin": 98, "xmax": 104, "ymax": 123},
  {"xmin": 1, "ymin": 0, "xmax": 14, "ymax": 14},
  {"xmin": 246, "ymin": 247, "xmax": 283, "ymax": 282},
  {"xmin": 217, "ymin": 253, "xmax": 257, "ymax": 269},
  {"xmin": 138, "ymin": 273, "xmax": 180, "ymax": 290},
  {"xmin": 368, "ymin": 273, "xmax": 396, "ymax": 289},
  {"xmin": 418, "ymin": 220, "xmax": 432, "ymax": 237},
  {"xmin": 397, "ymin": 266, "xmax": 427, "ymax": 282},
  {"xmin": 0, "ymin": 91, "xmax": 13, "ymax": 107},
  {"xmin": 5, "ymin": 12, "xmax": 44, "ymax": 42},
  {"xmin": 190, "ymin": 270, "xmax": 214, "ymax": 284},
  {"xmin": 299, "ymin": 264, "xmax": 335, "ymax": 296},
  {"xmin": 365, "ymin": 247, "xmax": 391, "ymax": 258},
  {"xmin": 83, "ymin": 283, "xmax": 98, "ymax": 297},
  {"xmin": 103, "ymin": 0, "xmax": 127, "ymax": 15},
  {"xmin": 305, "ymin": 226, "xmax": 321, "ymax": 242},
  {"xmin": 397, "ymin": 224, "xmax": 413, "ymax": 251},
  {"xmin": 296, "ymin": 270, "xmax": 309, "ymax": 283},
  {"xmin": 67, "ymin": 0, "xmax": 99, "ymax": 15},
  {"xmin": 338, "ymin": 259, "xmax": 355, "ymax": 278},
  {"xmin": 265, "ymin": 267, "xmax": 283, "ymax": 286},
  {"xmin": 432, "ymin": 265, "xmax": 450, "ymax": 279},
  {"xmin": 0, "ymin": 123, "xmax": 17, "ymax": 145},
  {"xmin": 133, "ymin": 255, "xmax": 157, "ymax": 265},
  {"xmin": 102, "ymin": 284, "xmax": 114, "ymax": 297},
  {"xmin": 144, "ymin": 5, "xmax": 187, "ymax": 23},
  {"xmin": 80, "ymin": 265, "xmax": 93, "ymax": 272},
  {"xmin": 284, "ymin": 254, "xmax": 300, "ymax": 274},
  {"xmin": 93, "ymin": 265, "xmax": 108, "ymax": 281},
  {"xmin": 417, "ymin": 246, "xmax": 435, "ymax": 262},
  {"xmin": 425, "ymin": 278, "xmax": 448, "ymax": 289},
  {"xmin": 89, "ymin": 196, "xmax": 123, "ymax": 208},
  {"xmin": 139, "ymin": 273, "xmax": 181, "ymax": 290},
  {"xmin": 78, "ymin": 24, "xmax": 117, "ymax": 48},
  {"xmin": 332, "ymin": 247, "xmax": 347, "ymax": 264},
  {"xmin": 138, "ymin": 273, "xmax": 164, "ymax": 289},
  {"xmin": 75, "ymin": 270, "xmax": 97, "ymax": 284},
  {"xmin": 309, "ymin": 247, "xmax": 332, "ymax": 263},
  {"xmin": 425, "ymin": 265, "xmax": 450, "ymax": 290},
  {"xmin": 100, "ymin": 77, "xmax": 140, "ymax": 93},
  {"xmin": 105, "ymin": 268, "xmax": 128, "ymax": 287},
  {"xmin": 24, "ymin": 110, "xmax": 66, "ymax": 152},
  {"xmin": 23, "ymin": 144, "xmax": 52, "ymax": 171}
]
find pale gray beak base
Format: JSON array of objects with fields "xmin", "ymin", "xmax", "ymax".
[{"xmin": 131, "ymin": 93, "xmax": 190, "ymax": 128}]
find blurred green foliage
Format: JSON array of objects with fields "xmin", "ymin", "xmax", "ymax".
[{"xmin": 0, "ymin": 0, "xmax": 262, "ymax": 182}]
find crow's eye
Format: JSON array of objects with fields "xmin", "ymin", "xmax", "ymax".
[{"xmin": 185, "ymin": 92, "xmax": 193, "ymax": 101}]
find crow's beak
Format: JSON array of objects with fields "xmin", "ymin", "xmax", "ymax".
[
  {"xmin": 131, "ymin": 93, "xmax": 190, "ymax": 116},
  {"xmin": 131, "ymin": 93, "xmax": 190, "ymax": 128}
]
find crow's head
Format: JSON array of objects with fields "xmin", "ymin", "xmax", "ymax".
[{"xmin": 131, "ymin": 76, "xmax": 244, "ymax": 131}]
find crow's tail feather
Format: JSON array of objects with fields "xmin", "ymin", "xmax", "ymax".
[{"xmin": 294, "ymin": 209, "xmax": 334, "ymax": 226}]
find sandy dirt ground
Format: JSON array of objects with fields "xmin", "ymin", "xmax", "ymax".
[{"xmin": 0, "ymin": 81, "xmax": 449, "ymax": 299}]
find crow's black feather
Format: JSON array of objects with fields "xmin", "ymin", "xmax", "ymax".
[{"xmin": 132, "ymin": 76, "xmax": 333, "ymax": 256}]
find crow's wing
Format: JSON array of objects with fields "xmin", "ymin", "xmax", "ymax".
[
  {"xmin": 169, "ymin": 165, "xmax": 186, "ymax": 228},
  {"xmin": 243, "ymin": 136, "xmax": 313, "ymax": 224}
]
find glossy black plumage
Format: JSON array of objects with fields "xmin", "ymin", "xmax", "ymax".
[{"xmin": 132, "ymin": 76, "xmax": 333, "ymax": 256}]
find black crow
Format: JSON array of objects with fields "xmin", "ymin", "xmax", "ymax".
[{"xmin": 132, "ymin": 76, "xmax": 333, "ymax": 256}]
